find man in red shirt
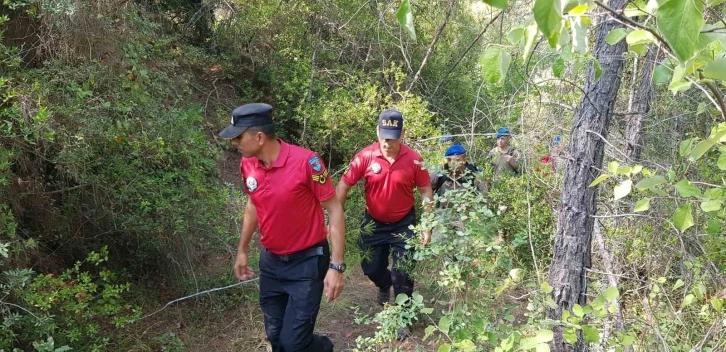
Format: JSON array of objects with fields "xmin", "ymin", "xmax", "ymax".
[
  {"xmin": 219, "ymin": 103, "xmax": 346, "ymax": 352},
  {"xmin": 335, "ymin": 109, "xmax": 433, "ymax": 339}
]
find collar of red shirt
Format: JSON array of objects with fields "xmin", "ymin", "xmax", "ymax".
[
  {"xmin": 255, "ymin": 138, "xmax": 290, "ymax": 169},
  {"xmin": 372, "ymin": 142, "xmax": 410, "ymax": 159}
]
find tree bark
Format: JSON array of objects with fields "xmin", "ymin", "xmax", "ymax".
[
  {"xmin": 625, "ymin": 47, "xmax": 658, "ymax": 161},
  {"xmin": 547, "ymin": 0, "xmax": 630, "ymax": 350}
]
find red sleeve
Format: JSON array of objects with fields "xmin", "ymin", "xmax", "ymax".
[
  {"xmin": 414, "ymin": 157, "xmax": 431, "ymax": 187},
  {"xmin": 240, "ymin": 158, "xmax": 250, "ymax": 195},
  {"xmin": 306, "ymin": 154, "xmax": 335, "ymax": 202},
  {"xmin": 341, "ymin": 152, "xmax": 366, "ymax": 186}
]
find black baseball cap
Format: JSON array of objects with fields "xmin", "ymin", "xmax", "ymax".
[
  {"xmin": 218, "ymin": 103, "xmax": 274, "ymax": 139},
  {"xmin": 377, "ymin": 109, "xmax": 403, "ymax": 139}
]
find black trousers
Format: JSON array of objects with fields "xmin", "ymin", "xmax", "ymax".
[
  {"xmin": 358, "ymin": 208, "xmax": 416, "ymax": 298},
  {"xmin": 259, "ymin": 241, "xmax": 334, "ymax": 352}
]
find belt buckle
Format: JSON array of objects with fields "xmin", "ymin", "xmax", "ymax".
[{"xmin": 279, "ymin": 255, "xmax": 289, "ymax": 262}]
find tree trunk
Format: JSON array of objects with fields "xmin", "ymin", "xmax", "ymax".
[
  {"xmin": 547, "ymin": 0, "xmax": 630, "ymax": 350},
  {"xmin": 625, "ymin": 47, "xmax": 658, "ymax": 161}
]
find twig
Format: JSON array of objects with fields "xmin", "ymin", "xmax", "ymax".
[
  {"xmin": 0, "ymin": 301, "xmax": 41, "ymax": 320},
  {"xmin": 593, "ymin": 0, "xmax": 672, "ymax": 54},
  {"xmin": 703, "ymin": 80, "xmax": 726, "ymax": 122},
  {"xmin": 431, "ymin": 12, "xmax": 503, "ymax": 96},
  {"xmin": 137, "ymin": 278, "xmax": 259, "ymax": 321},
  {"xmin": 407, "ymin": 0, "xmax": 455, "ymax": 91}
]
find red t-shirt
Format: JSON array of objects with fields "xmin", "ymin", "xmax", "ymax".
[
  {"xmin": 342, "ymin": 142, "xmax": 431, "ymax": 223},
  {"xmin": 240, "ymin": 140, "xmax": 335, "ymax": 255}
]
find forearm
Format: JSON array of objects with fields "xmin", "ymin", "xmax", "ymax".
[
  {"xmin": 335, "ymin": 181, "xmax": 352, "ymax": 209},
  {"xmin": 328, "ymin": 207, "xmax": 346, "ymax": 263},
  {"xmin": 238, "ymin": 201, "xmax": 258, "ymax": 253}
]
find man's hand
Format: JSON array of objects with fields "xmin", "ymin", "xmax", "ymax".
[
  {"xmin": 234, "ymin": 251, "xmax": 255, "ymax": 281},
  {"xmin": 323, "ymin": 269, "xmax": 344, "ymax": 302},
  {"xmin": 421, "ymin": 230, "xmax": 432, "ymax": 245}
]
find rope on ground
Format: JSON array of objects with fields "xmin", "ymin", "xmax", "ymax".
[{"xmin": 138, "ymin": 278, "xmax": 260, "ymax": 321}]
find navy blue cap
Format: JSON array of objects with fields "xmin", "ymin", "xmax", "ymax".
[
  {"xmin": 219, "ymin": 103, "xmax": 274, "ymax": 139},
  {"xmin": 445, "ymin": 144, "xmax": 466, "ymax": 157},
  {"xmin": 378, "ymin": 109, "xmax": 403, "ymax": 139},
  {"xmin": 496, "ymin": 127, "xmax": 511, "ymax": 139}
]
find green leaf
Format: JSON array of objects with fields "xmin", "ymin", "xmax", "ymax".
[
  {"xmin": 631, "ymin": 165, "xmax": 643, "ymax": 175},
  {"xmin": 534, "ymin": 0, "xmax": 563, "ymax": 47},
  {"xmin": 589, "ymin": 174, "xmax": 610, "ymax": 187},
  {"xmin": 484, "ymin": 0, "xmax": 509, "ymax": 10},
  {"xmin": 653, "ymin": 60, "xmax": 673, "ymax": 85},
  {"xmin": 689, "ymin": 140, "xmax": 715, "ymax": 161},
  {"xmin": 396, "ymin": 0, "xmax": 417, "ymax": 41},
  {"xmin": 620, "ymin": 333, "xmax": 636, "ymax": 346},
  {"xmin": 635, "ymin": 175, "xmax": 667, "ymax": 190},
  {"xmin": 701, "ymin": 200, "xmax": 722, "ymax": 212},
  {"xmin": 682, "ymin": 293, "xmax": 696, "ymax": 307},
  {"xmin": 541, "ymin": 281, "xmax": 554, "ymax": 294},
  {"xmin": 424, "ymin": 325, "xmax": 436, "ymax": 339},
  {"xmin": 626, "ymin": 29, "xmax": 656, "ymax": 46},
  {"xmin": 536, "ymin": 329, "xmax": 554, "ymax": 343},
  {"xmin": 553, "ymin": 58, "xmax": 565, "ymax": 78},
  {"xmin": 614, "ymin": 180, "xmax": 633, "ymax": 201},
  {"xmin": 396, "ymin": 293, "xmax": 409, "ymax": 305},
  {"xmin": 604, "ymin": 286, "xmax": 620, "ymax": 302},
  {"xmin": 629, "ymin": 44, "xmax": 648, "ymax": 56},
  {"xmin": 705, "ymin": 188, "xmax": 724, "ymax": 200},
  {"xmin": 582, "ymin": 325, "xmax": 600, "ymax": 343},
  {"xmin": 656, "ymin": 0, "xmax": 705, "ymax": 62},
  {"xmin": 508, "ymin": 27, "xmax": 525, "ymax": 45},
  {"xmin": 669, "ymin": 80, "xmax": 692, "ymax": 94},
  {"xmin": 523, "ymin": 22, "xmax": 539, "ymax": 62},
  {"xmin": 481, "ymin": 47, "xmax": 512, "ymax": 83},
  {"xmin": 421, "ymin": 307, "xmax": 434, "ymax": 314},
  {"xmin": 455, "ymin": 340, "xmax": 476, "ymax": 352},
  {"xmin": 563, "ymin": 328, "xmax": 578, "ymax": 344},
  {"xmin": 439, "ymin": 316, "xmax": 451, "ymax": 335},
  {"xmin": 438, "ymin": 344, "xmax": 452, "ymax": 352},
  {"xmin": 572, "ymin": 304, "xmax": 584, "ymax": 317},
  {"xmin": 703, "ymin": 58, "xmax": 726, "ymax": 80},
  {"xmin": 606, "ymin": 28, "xmax": 628, "ymax": 45},
  {"xmin": 634, "ymin": 198, "xmax": 651, "ymax": 212},
  {"xmin": 711, "ymin": 297, "xmax": 723, "ymax": 312},
  {"xmin": 707, "ymin": 219, "xmax": 722, "ymax": 234},
  {"xmin": 675, "ymin": 179, "xmax": 701, "ymax": 197},
  {"xmin": 673, "ymin": 204, "xmax": 695, "ymax": 232},
  {"xmin": 517, "ymin": 337, "xmax": 539, "ymax": 350},
  {"xmin": 673, "ymin": 279, "xmax": 685, "ymax": 290},
  {"xmin": 608, "ymin": 161, "xmax": 620, "ymax": 174},
  {"xmin": 594, "ymin": 59, "xmax": 603, "ymax": 80},
  {"xmin": 536, "ymin": 344, "xmax": 551, "ymax": 352},
  {"xmin": 679, "ymin": 138, "xmax": 695, "ymax": 157},
  {"xmin": 719, "ymin": 153, "xmax": 726, "ymax": 170},
  {"xmin": 571, "ymin": 16, "xmax": 588, "ymax": 54}
]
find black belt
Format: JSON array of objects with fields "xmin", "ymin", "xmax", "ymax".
[{"xmin": 265, "ymin": 241, "xmax": 326, "ymax": 263}]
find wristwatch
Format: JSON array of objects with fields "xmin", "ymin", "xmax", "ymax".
[{"xmin": 329, "ymin": 262, "xmax": 346, "ymax": 273}]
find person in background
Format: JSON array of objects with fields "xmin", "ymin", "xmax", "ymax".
[
  {"xmin": 430, "ymin": 144, "xmax": 487, "ymax": 245},
  {"xmin": 431, "ymin": 144, "xmax": 487, "ymax": 201},
  {"xmin": 540, "ymin": 135, "xmax": 566, "ymax": 174},
  {"xmin": 335, "ymin": 108, "xmax": 433, "ymax": 340},
  {"xmin": 487, "ymin": 127, "xmax": 521, "ymax": 180},
  {"xmin": 220, "ymin": 103, "xmax": 346, "ymax": 352}
]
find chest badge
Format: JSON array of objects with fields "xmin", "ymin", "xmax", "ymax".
[
  {"xmin": 246, "ymin": 176, "xmax": 258, "ymax": 192},
  {"xmin": 370, "ymin": 162, "xmax": 382, "ymax": 174}
]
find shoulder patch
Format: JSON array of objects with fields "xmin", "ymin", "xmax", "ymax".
[
  {"xmin": 308, "ymin": 154, "xmax": 328, "ymax": 184},
  {"xmin": 308, "ymin": 155, "xmax": 324, "ymax": 174}
]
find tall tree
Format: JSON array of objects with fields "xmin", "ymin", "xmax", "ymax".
[
  {"xmin": 546, "ymin": 0, "xmax": 630, "ymax": 350},
  {"xmin": 625, "ymin": 47, "xmax": 658, "ymax": 161}
]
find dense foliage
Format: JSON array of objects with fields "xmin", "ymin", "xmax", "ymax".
[{"xmin": 1, "ymin": 0, "xmax": 724, "ymax": 351}]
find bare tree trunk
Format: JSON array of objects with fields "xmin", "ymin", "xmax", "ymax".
[
  {"xmin": 547, "ymin": 0, "xmax": 630, "ymax": 350},
  {"xmin": 407, "ymin": 0, "xmax": 455, "ymax": 91},
  {"xmin": 625, "ymin": 47, "xmax": 658, "ymax": 161}
]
